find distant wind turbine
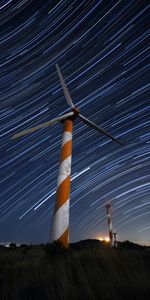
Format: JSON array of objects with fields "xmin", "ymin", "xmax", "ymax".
[
  {"xmin": 105, "ymin": 202, "xmax": 113, "ymax": 247},
  {"xmin": 11, "ymin": 64, "xmax": 123, "ymax": 248},
  {"xmin": 113, "ymin": 232, "xmax": 118, "ymax": 248}
]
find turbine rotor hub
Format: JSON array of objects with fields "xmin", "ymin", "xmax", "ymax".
[{"xmin": 72, "ymin": 107, "xmax": 80, "ymax": 116}]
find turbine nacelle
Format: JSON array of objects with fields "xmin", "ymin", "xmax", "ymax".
[{"xmin": 72, "ymin": 107, "xmax": 80, "ymax": 116}]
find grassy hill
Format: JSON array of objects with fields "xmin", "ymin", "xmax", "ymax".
[{"xmin": 0, "ymin": 240, "xmax": 150, "ymax": 300}]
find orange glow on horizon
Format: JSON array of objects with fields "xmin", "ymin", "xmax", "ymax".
[{"xmin": 97, "ymin": 236, "xmax": 110, "ymax": 242}]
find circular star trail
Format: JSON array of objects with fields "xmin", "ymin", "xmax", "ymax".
[{"xmin": 0, "ymin": 0, "xmax": 149, "ymax": 245}]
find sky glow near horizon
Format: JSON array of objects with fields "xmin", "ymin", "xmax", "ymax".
[{"xmin": 0, "ymin": 0, "xmax": 149, "ymax": 245}]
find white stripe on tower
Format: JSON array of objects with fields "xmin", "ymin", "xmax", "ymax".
[
  {"xmin": 51, "ymin": 199, "xmax": 69, "ymax": 240},
  {"xmin": 57, "ymin": 156, "xmax": 72, "ymax": 187}
]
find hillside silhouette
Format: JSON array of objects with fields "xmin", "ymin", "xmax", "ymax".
[{"xmin": 0, "ymin": 239, "xmax": 150, "ymax": 300}]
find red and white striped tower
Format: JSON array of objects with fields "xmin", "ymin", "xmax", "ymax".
[
  {"xmin": 51, "ymin": 117, "xmax": 73, "ymax": 248},
  {"xmin": 105, "ymin": 203, "xmax": 113, "ymax": 247},
  {"xmin": 113, "ymin": 232, "xmax": 117, "ymax": 248}
]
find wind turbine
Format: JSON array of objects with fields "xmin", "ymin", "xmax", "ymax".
[
  {"xmin": 11, "ymin": 64, "xmax": 123, "ymax": 248},
  {"xmin": 113, "ymin": 232, "xmax": 118, "ymax": 248},
  {"xmin": 105, "ymin": 202, "xmax": 113, "ymax": 247}
]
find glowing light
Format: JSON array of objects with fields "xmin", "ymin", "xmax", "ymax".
[
  {"xmin": 105, "ymin": 237, "xmax": 110, "ymax": 242},
  {"xmin": 98, "ymin": 236, "xmax": 110, "ymax": 242}
]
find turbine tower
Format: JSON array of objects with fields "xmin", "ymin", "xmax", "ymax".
[
  {"xmin": 113, "ymin": 232, "xmax": 117, "ymax": 248},
  {"xmin": 105, "ymin": 202, "xmax": 113, "ymax": 247},
  {"xmin": 11, "ymin": 64, "xmax": 123, "ymax": 248}
]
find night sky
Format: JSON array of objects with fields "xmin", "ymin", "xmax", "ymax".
[{"xmin": 1, "ymin": 0, "xmax": 149, "ymax": 245}]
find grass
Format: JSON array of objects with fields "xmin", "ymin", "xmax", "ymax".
[{"xmin": 0, "ymin": 242, "xmax": 150, "ymax": 300}]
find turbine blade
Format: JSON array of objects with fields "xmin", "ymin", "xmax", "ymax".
[
  {"xmin": 56, "ymin": 64, "xmax": 74, "ymax": 108},
  {"xmin": 78, "ymin": 114, "xmax": 123, "ymax": 146},
  {"xmin": 11, "ymin": 112, "xmax": 74, "ymax": 139}
]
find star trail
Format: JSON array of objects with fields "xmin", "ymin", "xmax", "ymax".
[{"xmin": 0, "ymin": 0, "xmax": 149, "ymax": 245}]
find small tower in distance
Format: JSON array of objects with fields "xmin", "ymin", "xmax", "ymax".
[
  {"xmin": 113, "ymin": 232, "xmax": 117, "ymax": 248},
  {"xmin": 105, "ymin": 202, "xmax": 113, "ymax": 247}
]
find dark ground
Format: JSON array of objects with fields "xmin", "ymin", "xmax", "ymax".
[{"xmin": 0, "ymin": 240, "xmax": 150, "ymax": 300}]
